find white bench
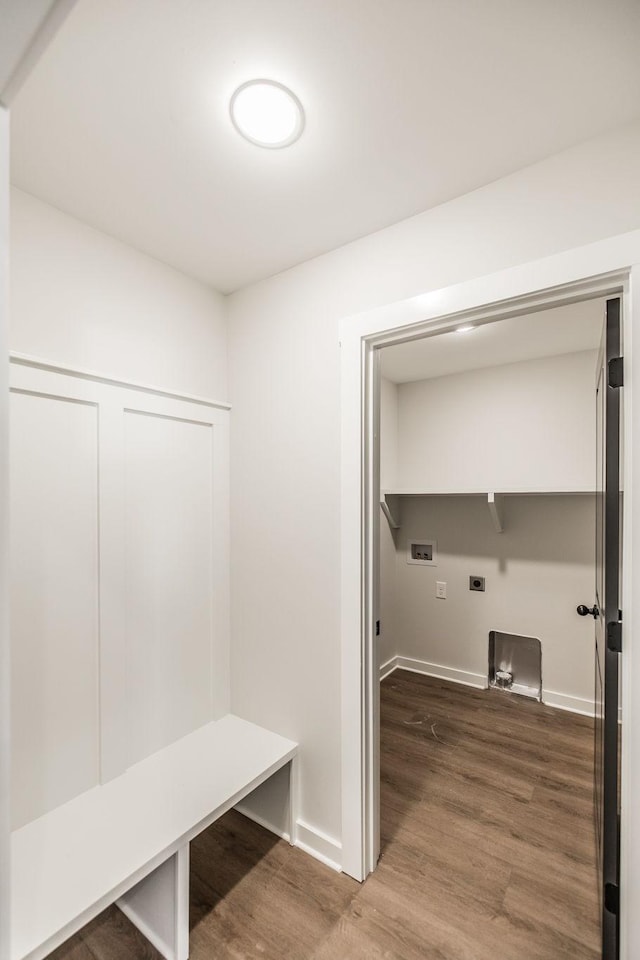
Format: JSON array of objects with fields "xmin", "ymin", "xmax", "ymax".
[{"xmin": 11, "ymin": 716, "xmax": 298, "ymax": 960}]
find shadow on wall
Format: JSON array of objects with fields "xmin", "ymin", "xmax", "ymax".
[{"xmin": 387, "ymin": 494, "xmax": 595, "ymax": 573}]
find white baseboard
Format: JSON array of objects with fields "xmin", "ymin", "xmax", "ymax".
[
  {"xmin": 381, "ymin": 654, "xmax": 487, "ymax": 690},
  {"xmin": 542, "ymin": 691, "xmax": 622, "ymax": 724},
  {"xmin": 379, "ymin": 656, "xmax": 398, "ymax": 681},
  {"xmin": 380, "ymin": 656, "xmax": 611, "ymax": 720},
  {"xmin": 542, "ymin": 689, "xmax": 595, "ymax": 717},
  {"xmin": 295, "ymin": 820, "xmax": 342, "ymax": 873},
  {"xmin": 234, "ymin": 805, "xmax": 342, "ymax": 873}
]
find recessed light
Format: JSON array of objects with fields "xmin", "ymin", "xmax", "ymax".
[
  {"xmin": 230, "ymin": 80, "xmax": 305, "ymax": 148},
  {"xmin": 455, "ymin": 325, "xmax": 475, "ymax": 334}
]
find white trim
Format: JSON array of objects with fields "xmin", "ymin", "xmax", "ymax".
[
  {"xmin": 381, "ymin": 655, "xmax": 487, "ymax": 689},
  {"xmin": 294, "ymin": 821, "xmax": 342, "ymax": 873},
  {"xmin": 340, "ymin": 330, "xmax": 367, "ymax": 880},
  {"xmin": 339, "ymin": 243, "xmax": 637, "ymax": 344},
  {"xmin": 542, "ymin": 689, "xmax": 596, "ymax": 717},
  {"xmin": 0, "ymin": 105, "xmax": 10, "ymax": 960},
  {"xmin": 233, "ymin": 804, "xmax": 342, "ymax": 872},
  {"xmin": 544, "ymin": 693, "xmax": 623, "ymax": 725},
  {"xmin": 382, "ymin": 486, "xmax": 596, "ymax": 496},
  {"xmin": 9, "ymin": 353, "xmax": 232, "ymax": 411},
  {"xmin": 379, "ymin": 656, "xmax": 398, "ymax": 681},
  {"xmin": 382, "ymin": 658, "xmax": 601, "ymax": 718},
  {"xmin": 340, "ymin": 229, "xmax": 640, "ymax": 949}
]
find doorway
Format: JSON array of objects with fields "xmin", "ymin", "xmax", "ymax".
[
  {"xmin": 338, "ymin": 252, "xmax": 636, "ymax": 955},
  {"xmin": 375, "ymin": 295, "xmax": 620, "ymax": 957}
]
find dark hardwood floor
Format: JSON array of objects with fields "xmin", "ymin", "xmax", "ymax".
[{"xmin": 48, "ymin": 670, "xmax": 600, "ymax": 959}]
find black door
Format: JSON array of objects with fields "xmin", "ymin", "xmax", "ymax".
[{"xmin": 594, "ymin": 296, "xmax": 622, "ymax": 958}]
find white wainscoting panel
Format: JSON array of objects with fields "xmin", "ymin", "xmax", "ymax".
[
  {"xmin": 10, "ymin": 390, "xmax": 100, "ymax": 828},
  {"xmin": 124, "ymin": 411, "xmax": 215, "ymax": 767},
  {"xmin": 9, "ymin": 358, "xmax": 230, "ymax": 825}
]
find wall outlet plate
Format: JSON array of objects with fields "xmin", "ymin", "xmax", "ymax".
[
  {"xmin": 407, "ymin": 539, "xmax": 437, "ymax": 565},
  {"xmin": 469, "ymin": 575, "xmax": 485, "ymax": 592}
]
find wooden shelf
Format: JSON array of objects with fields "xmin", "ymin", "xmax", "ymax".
[{"xmin": 380, "ymin": 488, "xmax": 595, "ymax": 534}]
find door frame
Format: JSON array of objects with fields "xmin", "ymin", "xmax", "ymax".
[{"xmin": 339, "ymin": 229, "xmax": 640, "ymax": 958}]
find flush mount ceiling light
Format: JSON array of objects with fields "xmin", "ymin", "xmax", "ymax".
[{"xmin": 230, "ymin": 79, "xmax": 305, "ymax": 148}]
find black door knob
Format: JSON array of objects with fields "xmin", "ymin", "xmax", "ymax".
[{"xmin": 577, "ymin": 604, "xmax": 599, "ymax": 618}]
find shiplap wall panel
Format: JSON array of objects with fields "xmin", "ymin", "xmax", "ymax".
[
  {"xmin": 124, "ymin": 411, "xmax": 215, "ymax": 767},
  {"xmin": 10, "ymin": 391, "xmax": 100, "ymax": 829}
]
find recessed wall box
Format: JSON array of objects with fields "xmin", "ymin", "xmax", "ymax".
[
  {"xmin": 489, "ymin": 631, "xmax": 541, "ymax": 701},
  {"xmin": 470, "ymin": 576, "xmax": 485, "ymax": 591},
  {"xmin": 407, "ymin": 540, "xmax": 437, "ymax": 565}
]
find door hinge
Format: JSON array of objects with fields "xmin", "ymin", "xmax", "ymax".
[
  {"xmin": 605, "ymin": 882, "xmax": 619, "ymax": 915},
  {"xmin": 375, "ymin": 620, "xmax": 380, "ymax": 636},
  {"xmin": 607, "ymin": 621, "xmax": 622, "ymax": 653},
  {"xmin": 608, "ymin": 357, "xmax": 624, "ymax": 389}
]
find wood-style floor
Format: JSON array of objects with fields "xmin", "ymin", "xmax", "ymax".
[{"xmin": 49, "ymin": 670, "xmax": 600, "ymax": 960}]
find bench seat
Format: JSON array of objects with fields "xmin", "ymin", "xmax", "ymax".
[{"xmin": 11, "ymin": 715, "xmax": 298, "ymax": 960}]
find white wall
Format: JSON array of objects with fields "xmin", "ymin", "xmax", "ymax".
[
  {"xmin": 227, "ymin": 120, "xmax": 640, "ymax": 852},
  {"xmin": 397, "ymin": 350, "xmax": 597, "ymax": 492},
  {"xmin": 9, "ymin": 188, "xmax": 228, "ymax": 399},
  {"xmin": 391, "ymin": 494, "xmax": 595, "ymax": 709},
  {"xmin": 379, "ymin": 377, "xmax": 398, "ymax": 490},
  {"xmin": 0, "ymin": 105, "xmax": 11, "ymax": 960},
  {"xmin": 378, "ymin": 520, "xmax": 398, "ymax": 673}
]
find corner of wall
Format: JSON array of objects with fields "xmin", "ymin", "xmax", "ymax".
[{"xmin": 0, "ymin": 103, "xmax": 11, "ymax": 960}]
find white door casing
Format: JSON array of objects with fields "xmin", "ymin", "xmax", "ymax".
[{"xmin": 339, "ymin": 230, "xmax": 640, "ymax": 960}]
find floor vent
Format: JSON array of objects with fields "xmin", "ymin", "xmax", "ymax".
[{"xmin": 488, "ymin": 631, "xmax": 542, "ymax": 701}]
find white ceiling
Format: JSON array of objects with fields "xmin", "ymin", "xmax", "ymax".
[
  {"xmin": 10, "ymin": 0, "xmax": 640, "ymax": 293},
  {"xmin": 379, "ymin": 299, "xmax": 604, "ymax": 384}
]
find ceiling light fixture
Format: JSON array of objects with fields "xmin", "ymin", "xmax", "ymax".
[{"xmin": 230, "ymin": 79, "xmax": 305, "ymax": 148}]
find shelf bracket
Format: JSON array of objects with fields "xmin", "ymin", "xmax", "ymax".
[
  {"xmin": 380, "ymin": 493, "xmax": 400, "ymax": 529},
  {"xmin": 487, "ymin": 492, "xmax": 504, "ymax": 533}
]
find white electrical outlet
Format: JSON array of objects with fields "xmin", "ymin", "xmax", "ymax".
[{"xmin": 436, "ymin": 581, "xmax": 447, "ymax": 599}]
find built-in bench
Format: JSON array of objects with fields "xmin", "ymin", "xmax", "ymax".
[{"xmin": 11, "ymin": 715, "xmax": 298, "ymax": 960}]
